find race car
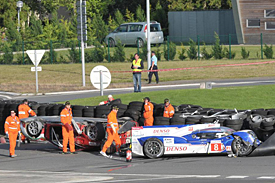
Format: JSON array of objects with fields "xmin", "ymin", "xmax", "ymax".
[
  {"xmin": 132, "ymin": 124, "xmax": 261, "ymax": 159},
  {"xmin": 20, "ymin": 116, "xmax": 137, "ymax": 151}
]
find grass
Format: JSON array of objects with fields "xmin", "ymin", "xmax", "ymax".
[
  {"xmin": 69, "ymin": 84, "xmax": 275, "ymax": 110},
  {"xmin": 1, "ymin": 58, "xmax": 275, "ymax": 93}
]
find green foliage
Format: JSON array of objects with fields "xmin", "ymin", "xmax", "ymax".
[
  {"xmin": 68, "ymin": 40, "xmax": 79, "ymax": 63},
  {"xmin": 241, "ymin": 47, "xmax": 250, "ymax": 59},
  {"xmin": 127, "ymin": 53, "xmax": 135, "ymax": 62},
  {"xmin": 151, "ymin": 1, "xmax": 169, "ymax": 35},
  {"xmin": 201, "ymin": 45, "xmax": 212, "ymax": 60},
  {"xmin": 212, "ymin": 33, "xmax": 224, "ymax": 59},
  {"xmin": 90, "ymin": 14, "xmax": 108, "ymax": 43},
  {"xmin": 125, "ymin": 8, "xmax": 135, "ymax": 22},
  {"xmin": 153, "ymin": 46, "xmax": 162, "ymax": 61},
  {"xmin": 112, "ymin": 40, "xmax": 125, "ymax": 62},
  {"xmin": 91, "ymin": 41, "xmax": 105, "ymax": 62},
  {"xmin": 136, "ymin": 5, "xmax": 146, "ymax": 22},
  {"xmin": 263, "ymin": 44, "xmax": 273, "ymax": 59},
  {"xmin": 1, "ymin": 42, "xmax": 13, "ymax": 64},
  {"xmin": 224, "ymin": 47, "xmax": 236, "ymax": 59},
  {"xmin": 178, "ymin": 43, "xmax": 187, "ymax": 61},
  {"xmin": 140, "ymin": 41, "xmax": 148, "ymax": 61},
  {"xmin": 114, "ymin": 9, "xmax": 124, "ymax": 26},
  {"xmin": 164, "ymin": 41, "xmax": 176, "ymax": 61},
  {"xmin": 187, "ymin": 39, "xmax": 197, "ymax": 60}
]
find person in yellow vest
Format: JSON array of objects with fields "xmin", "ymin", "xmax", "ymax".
[{"xmin": 131, "ymin": 53, "xmax": 144, "ymax": 92}]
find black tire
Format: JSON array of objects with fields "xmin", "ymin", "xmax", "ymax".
[
  {"xmin": 26, "ymin": 121, "xmax": 43, "ymax": 138},
  {"xmin": 143, "ymin": 138, "xmax": 164, "ymax": 159},
  {"xmin": 109, "ymin": 99, "xmax": 121, "ymax": 105},
  {"xmin": 224, "ymin": 119, "xmax": 244, "ymax": 125},
  {"xmin": 231, "ymin": 136, "xmax": 253, "ymax": 156},
  {"xmin": 128, "ymin": 101, "xmax": 143, "ymax": 111},
  {"xmin": 170, "ymin": 113, "xmax": 186, "ymax": 125},
  {"xmin": 137, "ymin": 38, "xmax": 144, "ymax": 48},
  {"xmin": 154, "ymin": 104, "xmax": 164, "ymax": 117},
  {"xmin": 115, "ymin": 104, "xmax": 128, "ymax": 110},
  {"xmin": 138, "ymin": 117, "xmax": 145, "ymax": 126},
  {"xmin": 108, "ymin": 38, "xmax": 115, "ymax": 47},
  {"xmin": 85, "ymin": 122, "xmax": 105, "ymax": 141},
  {"xmin": 186, "ymin": 116, "xmax": 202, "ymax": 124},
  {"xmin": 83, "ymin": 106, "xmax": 95, "ymax": 117},
  {"xmin": 200, "ymin": 117, "xmax": 217, "ymax": 124},
  {"xmin": 154, "ymin": 116, "xmax": 170, "ymax": 126},
  {"xmin": 252, "ymin": 109, "xmax": 268, "ymax": 116},
  {"xmin": 225, "ymin": 124, "xmax": 243, "ymax": 131},
  {"xmin": 73, "ymin": 110, "xmax": 83, "ymax": 117}
]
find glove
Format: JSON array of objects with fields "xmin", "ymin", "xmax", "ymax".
[
  {"xmin": 6, "ymin": 132, "xmax": 8, "ymax": 138},
  {"xmin": 64, "ymin": 123, "xmax": 73, "ymax": 131}
]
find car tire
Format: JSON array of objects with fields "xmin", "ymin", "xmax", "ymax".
[
  {"xmin": 231, "ymin": 136, "xmax": 253, "ymax": 156},
  {"xmin": 86, "ymin": 122, "xmax": 105, "ymax": 141},
  {"xmin": 137, "ymin": 38, "xmax": 144, "ymax": 48},
  {"xmin": 108, "ymin": 38, "xmax": 115, "ymax": 47},
  {"xmin": 143, "ymin": 138, "xmax": 164, "ymax": 159}
]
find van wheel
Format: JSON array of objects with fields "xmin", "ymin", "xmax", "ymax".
[
  {"xmin": 108, "ymin": 38, "xmax": 115, "ymax": 47},
  {"xmin": 137, "ymin": 38, "xmax": 144, "ymax": 48}
]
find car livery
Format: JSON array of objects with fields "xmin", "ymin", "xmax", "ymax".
[{"xmin": 132, "ymin": 124, "xmax": 261, "ymax": 159}]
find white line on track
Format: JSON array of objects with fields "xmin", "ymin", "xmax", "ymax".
[
  {"xmin": 0, "ymin": 95, "xmax": 12, "ymax": 99},
  {"xmin": 257, "ymin": 176, "xmax": 275, "ymax": 179},
  {"xmin": 226, "ymin": 176, "xmax": 249, "ymax": 179}
]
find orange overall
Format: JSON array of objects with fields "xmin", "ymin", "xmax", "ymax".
[
  {"xmin": 163, "ymin": 104, "xmax": 175, "ymax": 118},
  {"xmin": 102, "ymin": 111, "xmax": 121, "ymax": 153},
  {"xmin": 60, "ymin": 108, "xmax": 75, "ymax": 153},
  {"xmin": 18, "ymin": 104, "xmax": 36, "ymax": 141},
  {"xmin": 5, "ymin": 116, "xmax": 20, "ymax": 156},
  {"xmin": 144, "ymin": 102, "xmax": 154, "ymax": 126}
]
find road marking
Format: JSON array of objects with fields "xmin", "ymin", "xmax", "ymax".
[
  {"xmin": 258, "ymin": 176, "xmax": 275, "ymax": 179},
  {"xmin": 0, "ymin": 95, "xmax": 12, "ymax": 99},
  {"xmin": 226, "ymin": 176, "xmax": 249, "ymax": 179}
]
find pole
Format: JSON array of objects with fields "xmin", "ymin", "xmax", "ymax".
[
  {"xmin": 17, "ymin": 9, "xmax": 20, "ymax": 32},
  {"xmin": 100, "ymin": 70, "xmax": 103, "ymax": 96},
  {"xmin": 80, "ymin": 0, "xmax": 86, "ymax": 86},
  {"xmin": 146, "ymin": 0, "xmax": 151, "ymax": 70},
  {"xmin": 108, "ymin": 38, "xmax": 110, "ymax": 63},
  {"xmin": 35, "ymin": 50, "xmax": 38, "ymax": 94},
  {"xmin": 261, "ymin": 33, "xmax": 263, "ymax": 59}
]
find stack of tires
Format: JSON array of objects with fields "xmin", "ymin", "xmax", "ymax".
[
  {"xmin": 95, "ymin": 105, "xmax": 111, "ymax": 118},
  {"xmin": 72, "ymin": 105, "xmax": 84, "ymax": 117},
  {"xmin": 153, "ymin": 104, "xmax": 164, "ymax": 117},
  {"xmin": 170, "ymin": 113, "xmax": 186, "ymax": 125},
  {"xmin": 46, "ymin": 104, "xmax": 55, "ymax": 116},
  {"xmin": 123, "ymin": 102, "xmax": 143, "ymax": 121},
  {"xmin": 0, "ymin": 102, "xmax": 7, "ymax": 134},
  {"xmin": 224, "ymin": 119, "xmax": 244, "ymax": 131},
  {"xmin": 114, "ymin": 104, "xmax": 128, "ymax": 118},
  {"xmin": 30, "ymin": 103, "xmax": 40, "ymax": 115},
  {"xmin": 154, "ymin": 116, "xmax": 170, "ymax": 126},
  {"xmin": 37, "ymin": 104, "xmax": 47, "ymax": 116},
  {"xmin": 52, "ymin": 104, "xmax": 64, "ymax": 116},
  {"xmin": 83, "ymin": 106, "xmax": 95, "ymax": 117}
]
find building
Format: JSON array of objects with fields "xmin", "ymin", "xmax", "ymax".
[
  {"xmin": 232, "ymin": 0, "xmax": 275, "ymax": 44},
  {"xmin": 168, "ymin": 0, "xmax": 275, "ymax": 44}
]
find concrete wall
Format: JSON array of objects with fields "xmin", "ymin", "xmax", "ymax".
[{"xmin": 168, "ymin": 10, "xmax": 237, "ymax": 44}]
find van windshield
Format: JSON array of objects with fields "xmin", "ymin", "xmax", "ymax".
[{"xmin": 150, "ymin": 24, "xmax": 161, "ymax": 32}]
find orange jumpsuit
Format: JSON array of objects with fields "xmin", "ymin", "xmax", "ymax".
[
  {"xmin": 144, "ymin": 102, "xmax": 154, "ymax": 126},
  {"xmin": 60, "ymin": 107, "xmax": 75, "ymax": 153},
  {"xmin": 5, "ymin": 116, "xmax": 20, "ymax": 156},
  {"xmin": 18, "ymin": 104, "xmax": 36, "ymax": 141},
  {"xmin": 163, "ymin": 104, "xmax": 175, "ymax": 118},
  {"xmin": 102, "ymin": 111, "xmax": 121, "ymax": 153}
]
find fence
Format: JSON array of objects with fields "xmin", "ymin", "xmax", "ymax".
[{"xmin": 0, "ymin": 33, "xmax": 274, "ymax": 65}]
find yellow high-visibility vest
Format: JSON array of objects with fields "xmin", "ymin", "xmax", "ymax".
[{"xmin": 132, "ymin": 59, "xmax": 142, "ymax": 72}]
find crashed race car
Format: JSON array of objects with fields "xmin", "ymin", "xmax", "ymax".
[
  {"xmin": 20, "ymin": 116, "xmax": 137, "ymax": 152},
  {"xmin": 131, "ymin": 124, "xmax": 261, "ymax": 159}
]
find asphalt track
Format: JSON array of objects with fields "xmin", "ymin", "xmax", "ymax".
[
  {"xmin": 0, "ymin": 141, "xmax": 275, "ymax": 183},
  {"xmin": 1, "ymin": 77, "xmax": 275, "ymax": 103}
]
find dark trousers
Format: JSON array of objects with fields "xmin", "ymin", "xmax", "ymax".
[{"xmin": 148, "ymin": 65, "xmax": 159, "ymax": 83}]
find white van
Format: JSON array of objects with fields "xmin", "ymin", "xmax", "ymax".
[{"xmin": 104, "ymin": 21, "xmax": 164, "ymax": 47}]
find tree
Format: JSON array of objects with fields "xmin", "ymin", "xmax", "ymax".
[
  {"xmin": 136, "ymin": 5, "xmax": 145, "ymax": 22},
  {"xmin": 89, "ymin": 14, "xmax": 108, "ymax": 42},
  {"xmin": 152, "ymin": 1, "xmax": 168, "ymax": 35},
  {"xmin": 125, "ymin": 8, "xmax": 135, "ymax": 22}
]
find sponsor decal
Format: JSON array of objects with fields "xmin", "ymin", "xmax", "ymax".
[
  {"xmin": 153, "ymin": 129, "xmax": 170, "ymax": 134},
  {"xmin": 226, "ymin": 146, "xmax": 231, "ymax": 151},
  {"xmin": 164, "ymin": 138, "xmax": 174, "ymax": 145},
  {"xmin": 132, "ymin": 127, "xmax": 143, "ymax": 130},
  {"xmin": 188, "ymin": 127, "xmax": 193, "ymax": 131},
  {"xmin": 208, "ymin": 124, "xmax": 216, "ymax": 127},
  {"xmin": 166, "ymin": 146, "xmax": 188, "ymax": 151}
]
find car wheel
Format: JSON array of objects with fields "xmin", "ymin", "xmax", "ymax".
[
  {"xmin": 108, "ymin": 38, "xmax": 115, "ymax": 47},
  {"xmin": 26, "ymin": 121, "xmax": 43, "ymax": 137},
  {"xmin": 86, "ymin": 123, "xmax": 105, "ymax": 141},
  {"xmin": 143, "ymin": 138, "xmax": 164, "ymax": 159},
  {"xmin": 231, "ymin": 136, "xmax": 252, "ymax": 156},
  {"xmin": 137, "ymin": 38, "xmax": 144, "ymax": 48}
]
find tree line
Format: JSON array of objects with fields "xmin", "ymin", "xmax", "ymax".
[{"xmin": 0, "ymin": 0, "xmax": 232, "ymax": 46}]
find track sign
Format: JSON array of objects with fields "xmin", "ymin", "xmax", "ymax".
[
  {"xmin": 31, "ymin": 67, "xmax": 42, "ymax": 72},
  {"xmin": 26, "ymin": 50, "xmax": 45, "ymax": 66},
  {"xmin": 90, "ymin": 65, "xmax": 111, "ymax": 89}
]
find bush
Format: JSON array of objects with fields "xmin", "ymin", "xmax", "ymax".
[
  {"xmin": 212, "ymin": 33, "xmax": 224, "ymax": 59},
  {"xmin": 164, "ymin": 41, "xmax": 176, "ymax": 61},
  {"xmin": 127, "ymin": 53, "xmax": 134, "ymax": 62},
  {"xmin": 153, "ymin": 46, "xmax": 162, "ymax": 61},
  {"xmin": 178, "ymin": 43, "xmax": 187, "ymax": 61},
  {"xmin": 224, "ymin": 47, "xmax": 236, "ymax": 59},
  {"xmin": 241, "ymin": 47, "xmax": 250, "ymax": 59},
  {"xmin": 139, "ymin": 41, "xmax": 147, "ymax": 61},
  {"xmin": 112, "ymin": 40, "xmax": 125, "ymax": 62},
  {"xmin": 263, "ymin": 44, "xmax": 273, "ymax": 59},
  {"xmin": 68, "ymin": 41, "xmax": 79, "ymax": 63},
  {"xmin": 201, "ymin": 45, "xmax": 212, "ymax": 60},
  {"xmin": 2, "ymin": 42, "xmax": 14, "ymax": 64},
  {"xmin": 187, "ymin": 39, "xmax": 197, "ymax": 60},
  {"xmin": 85, "ymin": 41, "xmax": 105, "ymax": 62}
]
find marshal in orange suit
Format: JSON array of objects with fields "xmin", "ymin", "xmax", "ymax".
[
  {"xmin": 143, "ymin": 97, "xmax": 154, "ymax": 126},
  {"xmin": 5, "ymin": 110, "xmax": 20, "ymax": 158}
]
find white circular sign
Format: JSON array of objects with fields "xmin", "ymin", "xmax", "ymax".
[{"xmin": 90, "ymin": 65, "xmax": 111, "ymax": 89}]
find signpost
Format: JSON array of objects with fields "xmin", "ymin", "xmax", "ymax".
[
  {"xmin": 90, "ymin": 65, "xmax": 111, "ymax": 96},
  {"xmin": 26, "ymin": 50, "xmax": 45, "ymax": 94}
]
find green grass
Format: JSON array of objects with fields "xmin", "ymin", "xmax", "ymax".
[{"xmin": 69, "ymin": 84, "xmax": 275, "ymax": 110}]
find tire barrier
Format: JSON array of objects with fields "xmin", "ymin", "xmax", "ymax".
[{"xmin": 0, "ymin": 99, "xmax": 275, "ymax": 142}]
